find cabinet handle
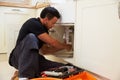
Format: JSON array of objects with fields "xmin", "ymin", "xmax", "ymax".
[{"xmin": 12, "ymin": 9, "xmax": 21, "ymax": 12}]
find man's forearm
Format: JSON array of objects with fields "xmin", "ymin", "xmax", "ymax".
[{"xmin": 40, "ymin": 44, "xmax": 61, "ymax": 54}]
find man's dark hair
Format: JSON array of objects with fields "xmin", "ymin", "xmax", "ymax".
[{"xmin": 40, "ymin": 6, "xmax": 60, "ymax": 20}]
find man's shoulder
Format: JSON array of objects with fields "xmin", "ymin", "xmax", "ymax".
[
  {"xmin": 28, "ymin": 18, "xmax": 38, "ymax": 21},
  {"xmin": 28, "ymin": 17, "xmax": 41, "ymax": 24}
]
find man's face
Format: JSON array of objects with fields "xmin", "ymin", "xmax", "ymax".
[{"xmin": 45, "ymin": 17, "xmax": 58, "ymax": 29}]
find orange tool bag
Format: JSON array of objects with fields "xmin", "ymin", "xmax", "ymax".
[
  {"xmin": 64, "ymin": 71, "xmax": 96, "ymax": 80},
  {"xmin": 31, "ymin": 64, "xmax": 96, "ymax": 80},
  {"xmin": 31, "ymin": 71, "xmax": 96, "ymax": 80}
]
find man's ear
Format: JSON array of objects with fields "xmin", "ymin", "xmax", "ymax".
[
  {"xmin": 44, "ymin": 17, "xmax": 49, "ymax": 21},
  {"xmin": 42, "ymin": 17, "xmax": 48, "ymax": 24},
  {"xmin": 45, "ymin": 17, "xmax": 49, "ymax": 23}
]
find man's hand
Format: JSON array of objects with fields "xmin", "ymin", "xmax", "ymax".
[
  {"xmin": 40, "ymin": 44, "xmax": 59, "ymax": 54},
  {"xmin": 40, "ymin": 43, "xmax": 72, "ymax": 55},
  {"xmin": 64, "ymin": 44, "xmax": 72, "ymax": 51}
]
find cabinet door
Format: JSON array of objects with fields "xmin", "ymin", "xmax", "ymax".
[
  {"xmin": 0, "ymin": 8, "xmax": 6, "ymax": 53},
  {"xmin": 51, "ymin": 0, "xmax": 76, "ymax": 23},
  {"xmin": 4, "ymin": 7, "xmax": 35, "ymax": 56},
  {"xmin": 75, "ymin": 0, "xmax": 120, "ymax": 80}
]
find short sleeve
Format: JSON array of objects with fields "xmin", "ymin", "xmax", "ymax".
[{"xmin": 28, "ymin": 19, "xmax": 48, "ymax": 36}]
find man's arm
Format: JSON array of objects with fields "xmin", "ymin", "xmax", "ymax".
[
  {"xmin": 40, "ymin": 44, "xmax": 60, "ymax": 54},
  {"xmin": 38, "ymin": 33, "xmax": 71, "ymax": 51}
]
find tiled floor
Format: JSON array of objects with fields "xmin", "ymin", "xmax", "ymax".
[{"xmin": 0, "ymin": 53, "xmax": 16, "ymax": 80}]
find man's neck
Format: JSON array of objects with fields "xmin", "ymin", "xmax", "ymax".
[{"xmin": 40, "ymin": 18, "xmax": 45, "ymax": 25}]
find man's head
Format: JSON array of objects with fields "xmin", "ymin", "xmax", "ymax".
[{"xmin": 40, "ymin": 6, "xmax": 61, "ymax": 29}]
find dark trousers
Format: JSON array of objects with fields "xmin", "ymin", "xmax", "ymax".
[{"xmin": 9, "ymin": 33, "xmax": 64, "ymax": 79}]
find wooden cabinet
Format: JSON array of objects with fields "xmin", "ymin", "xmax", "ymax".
[
  {"xmin": 75, "ymin": 0, "xmax": 120, "ymax": 80},
  {"xmin": 0, "ymin": 6, "xmax": 36, "ymax": 55}
]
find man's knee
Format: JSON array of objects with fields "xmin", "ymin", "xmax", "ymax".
[
  {"xmin": 26, "ymin": 33, "xmax": 36, "ymax": 39},
  {"xmin": 23, "ymin": 33, "xmax": 38, "ymax": 43}
]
